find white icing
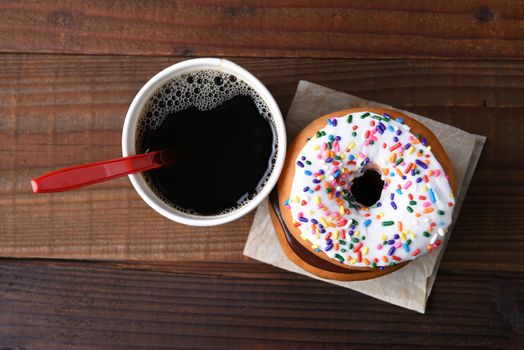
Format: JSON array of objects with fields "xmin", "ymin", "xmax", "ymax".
[{"xmin": 287, "ymin": 111, "xmax": 455, "ymax": 268}]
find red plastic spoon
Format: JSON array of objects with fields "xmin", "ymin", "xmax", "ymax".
[{"xmin": 31, "ymin": 149, "xmax": 177, "ymax": 193}]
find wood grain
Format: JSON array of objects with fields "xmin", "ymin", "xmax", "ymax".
[
  {"xmin": 1, "ymin": 55, "xmax": 524, "ymax": 271},
  {"xmin": 1, "ymin": 1, "xmax": 524, "ymax": 59},
  {"xmin": 0, "ymin": 259, "xmax": 521, "ymax": 349},
  {"xmin": 1, "ymin": 1, "xmax": 523, "ymax": 346}
]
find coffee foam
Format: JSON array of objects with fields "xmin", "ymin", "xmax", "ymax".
[{"xmin": 136, "ymin": 69, "xmax": 278, "ymax": 216}]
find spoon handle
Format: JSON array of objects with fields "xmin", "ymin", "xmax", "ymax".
[{"xmin": 31, "ymin": 151, "xmax": 168, "ymax": 193}]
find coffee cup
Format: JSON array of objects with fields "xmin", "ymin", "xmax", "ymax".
[{"xmin": 122, "ymin": 58, "xmax": 286, "ymax": 226}]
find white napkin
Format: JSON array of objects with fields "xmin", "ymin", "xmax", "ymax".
[{"xmin": 244, "ymin": 81, "xmax": 486, "ymax": 313}]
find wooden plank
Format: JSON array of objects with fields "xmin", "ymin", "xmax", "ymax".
[
  {"xmin": 1, "ymin": 1, "xmax": 524, "ymax": 59},
  {"xmin": 1, "ymin": 54, "xmax": 523, "ymax": 270},
  {"xmin": 0, "ymin": 259, "xmax": 521, "ymax": 349}
]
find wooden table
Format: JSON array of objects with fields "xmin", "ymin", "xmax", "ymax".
[{"xmin": 1, "ymin": 1, "xmax": 523, "ymax": 348}]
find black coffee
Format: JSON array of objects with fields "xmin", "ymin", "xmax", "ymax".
[{"xmin": 136, "ymin": 70, "xmax": 277, "ymax": 216}]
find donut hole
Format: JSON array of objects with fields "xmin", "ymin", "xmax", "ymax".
[{"xmin": 350, "ymin": 169, "xmax": 384, "ymax": 207}]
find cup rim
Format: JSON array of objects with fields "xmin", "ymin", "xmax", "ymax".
[{"xmin": 122, "ymin": 58, "xmax": 286, "ymax": 226}]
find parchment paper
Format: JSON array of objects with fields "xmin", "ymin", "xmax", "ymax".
[{"xmin": 244, "ymin": 81, "xmax": 486, "ymax": 313}]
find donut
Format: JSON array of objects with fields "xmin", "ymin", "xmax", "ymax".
[{"xmin": 274, "ymin": 107, "xmax": 455, "ymax": 277}]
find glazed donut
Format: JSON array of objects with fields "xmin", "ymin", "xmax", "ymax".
[{"xmin": 276, "ymin": 108, "xmax": 455, "ymax": 272}]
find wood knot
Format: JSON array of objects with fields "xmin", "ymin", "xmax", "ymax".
[
  {"xmin": 47, "ymin": 11, "xmax": 74, "ymax": 27},
  {"xmin": 473, "ymin": 7, "xmax": 494, "ymax": 23},
  {"xmin": 173, "ymin": 45, "xmax": 194, "ymax": 56},
  {"xmin": 224, "ymin": 6, "xmax": 256, "ymax": 17}
]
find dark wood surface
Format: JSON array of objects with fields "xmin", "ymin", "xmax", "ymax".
[
  {"xmin": 1, "ymin": 1, "xmax": 523, "ymax": 348},
  {"xmin": 0, "ymin": 259, "xmax": 522, "ymax": 349},
  {"xmin": 2, "ymin": 0, "xmax": 524, "ymax": 59}
]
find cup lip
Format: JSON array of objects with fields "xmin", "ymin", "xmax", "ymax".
[{"xmin": 122, "ymin": 58, "xmax": 286, "ymax": 226}]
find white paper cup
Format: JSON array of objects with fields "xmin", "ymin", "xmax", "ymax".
[{"xmin": 122, "ymin": 58, "xmax": 286, "ymax": 226}]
